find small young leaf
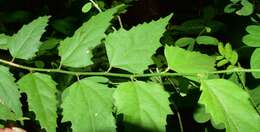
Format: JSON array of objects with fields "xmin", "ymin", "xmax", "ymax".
[
  {"xmin": 62, "ymin": 77, "xmax": 116, "ymax": 132},
  {"xmin": 246, "ymin": 25, "xmax": 260, "ymax": 35},
  {"xmin": 0, "ymin": 34, "xmax": 10, "ymax": 50},
  {"xmin": 175, "ymin": 37, "xmax": 195, "ymax": 47},
  {"xmin": 230, "ymin": 51, "xmax": 238, "ymax": 65},
  {"xmin": 113, "ymin": 81, "xmax": 172, "ymax": 132},
  {"xmin": 82, "ymin": 2, "xmax": 92, "ymax": 13},
  {"xmin": 218, "ymin": 42, "xmax": 225, "ymax": 56},
  {"xmin": 216, "ymin": 59, "xmax": 229, "ymax": 67},
  {"xmin": 224, "ymin": 43, "xmax": 233, "ymax": 59},
  {"xmin": 9, "ymin": 16, "xmax": 49, "ymax": 60},
  {"xmin": 196, "ymin": 36, "xmax": 218, "ymax": 46},
  {"xmin": 0, "ymin": 66, "xmax": 22, "ymax": 119},
  {"xmin": 59, "ymin": 5, "xmax": 124, "ymax": 67},
  {"xmin": 236, "ymin": 0, "xmax": 254, "ymax": 16},
  {"xmin": 224, "ymin": 3, "xmax": 236, "ymax": 13},
  {"xmin": 216, "ymin": 56, "xmax": 224, "ymax": 60},
  {"xmin": 196, "ymin": 79, "xmax": 260, "ymax": 131},
  {"xmin": 250, "ymin": 48, "xmax": 260, "ymax": 78},
  {"xmin": 105, "ymin": 14, "xmax": 172, "ymax": 73},
  {"xmin": 165, "ymin": 46, "xmax": 216, "ymax": 81},
  {"xmin": 18, "ymin": 73, "xmax": 57, "ymax": 132},
  {"xmin": 242, "ymin": 35, "xmax": 260, "ymax": 47}
]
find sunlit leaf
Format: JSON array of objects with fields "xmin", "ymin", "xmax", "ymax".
[
  {"xmin": 250, "ymin": 85, "xmax": 260, "ymax": 112},
  {"xmin": 0, "ymin": 104, "xmax": 17, "ymax": 120},
  {"xmin": 18, "ymin": 73, "xmax": 57, "ymax": 132},
  {"xmin": 82, "ymin": 2, "xmax": 92, "ymax": 13},
  {"xmin": 196, "ymin": 36, "xmax": 218, "ymax": 46},
  {"xmin": 62, "ymin": 77, "xmax": 116, "ymax": 132},
  {"xmin": 8, "ymin": 16, "xmax": 49, "ymax": 60},
  {"xmin": 165, "ymin": 46, "xmax": 216, "ymax": 81},
  {"xmin": 236, "ymin": 0, "xmax": 254, "ymax": 16},
  {"xmin": 195, "ymin": 79, "xmax": 260, "ymax": 131},
  {"xmin": 250, "ymin": 48, "xmax": 260, "ymax": 78},
  {"xmin": 0, "ymin": 66, "xmax": 22, "ymax": 119},
  {"xmin": 59, "ymin": 5, "xmax": 124, "ymax": 67},
  {"xmin": 113, "ymin": 81, "xmax": 172, "ymax": 132},
  {"xmin": 105, "ymin": 14, "xmax": 172, "ymax": 73}
]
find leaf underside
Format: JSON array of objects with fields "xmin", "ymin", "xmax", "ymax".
[
  {"xmin": 195, "ymin": 79, "xmax": 260, "ymax": 132},
  {"xmin": 165, "ymin": 46, "xmax": 217, "ymax": 81},
  {"xmin": 105, "ymin": 14, "xmax": 172, "ymax": 73},
  {"xmin": 113, "ymin": 81, "xmax": 172, "ymax": 132},
  {"xmin": 58, "ymin": 5, "xmax": 124, "ymax": 67},
  {"xmin": 8, "ymin": 16, "xmax": 49, "ymax": 60},
  {"xmin": 0, "ymin": 66, "xmax": 22, "ymax": 119},
  {"xmin": 61, "ymin": 77, "xmax": 116, "ymax": 132},
  {"xmin": 18, "ymin": 73, "xmax": 57, "ymax": 132}
]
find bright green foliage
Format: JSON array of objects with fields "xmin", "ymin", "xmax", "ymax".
[
  {"xmin": 250, "ymin": 86, "xmax": 260, "ymax": 111},
  {"xmin": 0, "ymin": 66, "xmax": 22, "ymax": 119},
  {"xmin": 59, "ymin": 5, "xmax": 123, "ymax": 67},
  {"xmin": 17, "ymin": 73, "xmax": 57, "ymax": 132},
  {"xmin": 196, "ymin": 79, "xmax": 260, "ymax": 132},
  {"xmin": 250, "ymin": 48, "xmax": 260, "ymax": 78},
  {"xmin": 105, "ymin": 14, "xmax": 172, "ymax": 73},
  {"xmin": 196, "ymin": 36, "xmax": 218, "ymax": 46},
  {"xmin": 225, "ymin": 0, "xmax": 254, "ymax": 16},
  {"xmin": 0, "ymin": 34, "xmax": 10, "ymax": 50},
  {"xmin": 217, "ymin": 43, "xmax": 238, "ymax": 67},
  {"xmin": 8, "ymin": 16, "xmax": 49, "ymax": 60},
  {"xmin": 165, "ymin": 45, "xmax": 216, "ymax": 81},
  {"xmin": 113, "ymin": 81, "xmax": 172, "ymax": 132},
  {"xmin": 0, "ymin": 104, "xmax": 17, "ymax": 120},
  {"xmin": 175, "ymin": 37, "xmax": 195, "ymax": 47},
  {"xmin": 61, "ymin": 77, "xmax": 116, "ymax": 132},
  {"xmin": 82, "ymin": 2, "xmax": 92, "ymax": 13},
  {"xmin": 236, "ymin": 0, "xmax": 254, "ymax": 16},
  {"xmin": 243, "ymin": 25, "xmax": 260, "ymax": 47}
]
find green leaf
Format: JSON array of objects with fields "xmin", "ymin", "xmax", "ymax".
[
  {"xmin": 62, "ymin": 77, "xmax": 116, "ymax": 132},
  {"xmin": 113, "ymin": 81, "xmax": 172, "ymax": 132},
  {"xmin": 250, "ymin": 85, "xmax": 260, "ymax": 112},
  {"xmin": 59, "ymin": 5, "xmax": 124, "ymax": 67},
  {"xmin": 175, "ymin": 37, "xmax": 195, "ymax": 47},
  {"xmin": 243, "ymin": 35, "xmax": 260, "ymax": 47},
  {"xmin": 224, "ymin": 3, "xmax": 236, "ymax": 13},
  {"xmin": 193, "ymin": 104, "xmax": 210, "ymax": 123},
  {"xmin": 218, "ymin": 42, "xmax": 225, "ymax": 56},
  {"xmin": 245, "ymin": 25, "xmax": 260, "ymax": 35},
  {"xmin": 224, "ymin": 43, "xmax": 233, "ymax": 59},
  {"xmin": 0, "ymin": 104, "xmax": 17, "ymax": 120},
  {"xmin": 0, "ymin": 34, "xmax": 10, "ymax": 50},
  {"xmin": 230, "ymin": 51, "xmax": 238, "ymax": 65},
  {"xmin": 165, "ymin": 46, "xmax": 216, "ymax": 81},
  {"xmin": 17, "ymin": 73, "xmax": 57, "ymax": 132},
  {"xmin": 39, "ymin": 38, "xmax": 61, "ymax": 51},
  {"xmin": 250, "ymin": 48, "xmax": 260, "ymax": 78},
  {"xmin": 8, "ymin": 16, "xmax": 49, "ymax": 60},
  {"xmin": 105, "ymin": 14, "xmax": 172, "ymax": 73},
  {"xmin": 216, "ymin": 59, "xmax": 229, "ymax": 67},
  {"xmin": 242, "ymin": 25, "xmax": 260, "ymax": 47},
  {"xmin": 196, "ymin": 36, "xmax": 218, "ymax": 46},
  {"xmin": 0, "ymin": 65, "xmax": 22, "ymax": 119},
  {"xmin": 196, "ymin": 79, "xmax": 260, "ymax": 131},
  {"xmin": 236, "ymin": 0, "xmax": 254, "ymax": 16},
  {"xmin": 82, "ymin": 2, "xmax": 92, "ymax": 13}
]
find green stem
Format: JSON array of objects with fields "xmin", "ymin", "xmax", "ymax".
[{"xmin": 1, "ymin": 58, "xmax": 260, "ymax": 78}]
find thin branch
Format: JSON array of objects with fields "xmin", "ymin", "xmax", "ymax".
[{"xmin": 1, "ymin": 58, "xmax": 260, "ymax": 78}]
